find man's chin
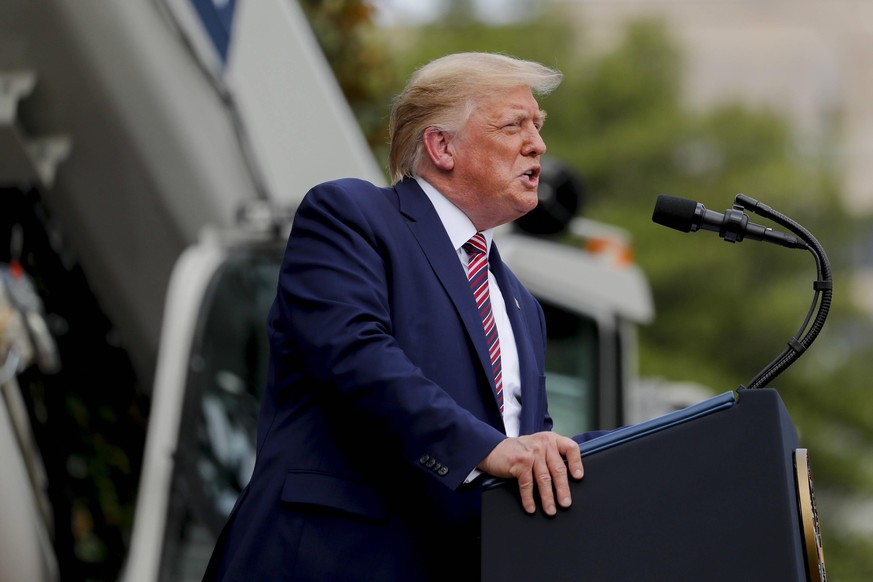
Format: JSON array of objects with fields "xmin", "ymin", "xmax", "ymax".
[{"xmin": 517, "ymin": 194, "xmax": 540, "ymax": 215}]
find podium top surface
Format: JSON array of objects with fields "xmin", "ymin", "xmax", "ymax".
[{"xmin": 580, "ymin": 390, "xmax": 737, "ymax": 457}]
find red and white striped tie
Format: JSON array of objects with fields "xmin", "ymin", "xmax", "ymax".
[{"xmin": 463, "ymin": 233, "xmax": 503, "ymax": 413}]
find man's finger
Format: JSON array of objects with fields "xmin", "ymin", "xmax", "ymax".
[
  {"xmin": 546, "ymin": 446, "xmax": 572, "ymax": 510},
  {"xmin": 517, "ymin": 470, "xmax": 537, "ymax": 514},
  {"xmin": 533, "ymin": 455, "xmax": 557, "ymax": 516},
  {"xmin": 561, "ymin": 439, "xmax": 585, "ymax": 480}
]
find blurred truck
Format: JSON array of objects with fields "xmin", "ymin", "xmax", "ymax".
[{"xmin": 0, "ymin": 1, "xmax": 655, "ymax": 579}]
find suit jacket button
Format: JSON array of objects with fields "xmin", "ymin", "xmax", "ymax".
[
  {"xmin": 437, "ymin": 466, "xmax": 449, "ymax": 476},
  {"xmin": 426, "ymin": 458, "xmax": 437, "ymax": 468},
  {"xmin": 419, "ymin": 455, "xmax": 430, "ymax": 465}
]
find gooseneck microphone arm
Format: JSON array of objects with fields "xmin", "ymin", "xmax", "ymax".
[
  {"xmin": 732, "ymin": 194, "xmax": 832, "ymax": 389},
  {"xmin": 652, "ymin": 193, "xmax": 833, "ymax": 390}
]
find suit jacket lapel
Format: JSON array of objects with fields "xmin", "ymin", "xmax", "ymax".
[
  {"xmin": 395, "ymin": 179, "xmax": 499, "ymax": 406},
  {"xmin": 489, "ymin": 243, "xmax": 541, "ymax": 435}
]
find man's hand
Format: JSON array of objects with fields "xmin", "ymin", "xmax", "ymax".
[{"xmin": 478, "ymin": 432, "xmax": 584, "ymax": 516}]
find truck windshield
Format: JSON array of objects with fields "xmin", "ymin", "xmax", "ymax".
[
  {"xmin": 158, "ymin": 249, "xmax": 602, "ymax": 581},
  {"xmin": 157, "ymin": 246, "xmax": 279, "ymax": 581}
]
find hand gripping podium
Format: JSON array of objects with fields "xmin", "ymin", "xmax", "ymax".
[{"xmin": 481, "ymin": 389, "xmax": 827, "ymax": 581}]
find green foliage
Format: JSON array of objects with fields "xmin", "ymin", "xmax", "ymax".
[
  {"xmin": 299, "ymin": 0, "xmax": 397, "ymax": 155},
  {"xmin": 368, "ymin": 7, "xmax": 873, "ymax": 578}
]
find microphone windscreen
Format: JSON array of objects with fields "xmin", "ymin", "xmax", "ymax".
[{"xmin": 652, "ymin": 194, "xmax": 698, "ymax": 232}]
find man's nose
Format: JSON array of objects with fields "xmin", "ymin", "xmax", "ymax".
[{"xmin": 524, "ymin": 127, "xmax": 546, "ymax": 156}]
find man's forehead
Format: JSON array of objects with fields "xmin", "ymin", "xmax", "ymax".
[
  {"xmin": 494, "ymin": 103, "xmax": 547, "ymax": 122},
  {"xmin": 478, "ymin": 92, "xmax": 543, "ymax": 116}
]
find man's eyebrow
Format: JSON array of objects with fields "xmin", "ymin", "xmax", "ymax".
[
  {"xmin": 506, "ymin": 109, "xmax": 547, "ymax": 124},
  {"xmin": 493, "ymin": 108, "xmax": 547, "ymax": 129}
]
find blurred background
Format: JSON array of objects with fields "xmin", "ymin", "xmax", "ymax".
[{"xmin": 1, "ymin": 0, "xmax": 871, "ymax": 580}]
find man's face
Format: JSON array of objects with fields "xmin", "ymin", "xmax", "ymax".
[{"xmin": 447, "ymin": 85, "xmax": 547, "ymax": 231}]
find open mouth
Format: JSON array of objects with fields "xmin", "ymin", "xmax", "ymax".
[{"xmin": 521, "ymin": 167, "xmax": 541, "ymax": 184}]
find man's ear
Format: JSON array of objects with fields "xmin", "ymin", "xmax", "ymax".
[{"xmin": 421, "ymin": 127, "xmax": 455, "ymax": 171}]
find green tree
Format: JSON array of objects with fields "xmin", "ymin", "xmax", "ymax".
[{"xmin": 299, "ymin": 0, "xmax": 397, "ymax": 160}]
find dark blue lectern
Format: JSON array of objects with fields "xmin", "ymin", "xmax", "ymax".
[{"xmin": 481, "ymin": 389, "xmax": 826, "ymax": 581}]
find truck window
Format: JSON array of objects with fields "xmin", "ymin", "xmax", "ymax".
[
  {"xmin": 158, "ymin": 246, "xmax": 279, "ymax": 582},
  {"xmin": 540, "ymin": 300, "xmax": 599, "ymax": 435}
]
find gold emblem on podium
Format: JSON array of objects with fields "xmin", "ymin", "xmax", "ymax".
[{"xmin": 794, "ymin": 448, "xmax": 826, "ymax": 582}]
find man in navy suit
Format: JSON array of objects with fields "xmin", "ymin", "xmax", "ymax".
[{"xmin": 205, "ymin": 52, "xmax": 592, "ymax": 581}]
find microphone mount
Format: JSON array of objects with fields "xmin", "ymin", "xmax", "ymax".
[{"xmin": 652, "ymin": 193, "xmax": 833, "ymax": 390}]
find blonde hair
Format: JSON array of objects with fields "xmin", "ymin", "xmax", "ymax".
[{"xmin": 387, "ymin": 52, "xmax": 563, "ymax": 184}]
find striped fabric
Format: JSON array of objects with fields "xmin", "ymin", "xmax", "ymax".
[{"xmin": 463, "ymin": 233, "xmax": 503, "ymax": 413}]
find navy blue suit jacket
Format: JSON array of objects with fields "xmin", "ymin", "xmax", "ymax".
[{"xmin": 205, "ymin": 178, "xmax": 560, "ymax": 580}]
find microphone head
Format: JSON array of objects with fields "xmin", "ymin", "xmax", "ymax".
[{"xmin": 652, "ymin": 194, "xmax": 699, "ymax": 233}]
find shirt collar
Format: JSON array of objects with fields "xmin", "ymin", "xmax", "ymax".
[{"xmin": 415, "ymin": 176, "xmax": 494, "ymax": 253}]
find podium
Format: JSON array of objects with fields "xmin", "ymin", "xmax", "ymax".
[{"xmin": 481, "ymin": 389, "xmax": 826, "ymax": 581}]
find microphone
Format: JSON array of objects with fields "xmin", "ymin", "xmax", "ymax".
[{"xmin": 652, "ymin": 194, "xmax": 807, "ymax": 249}]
